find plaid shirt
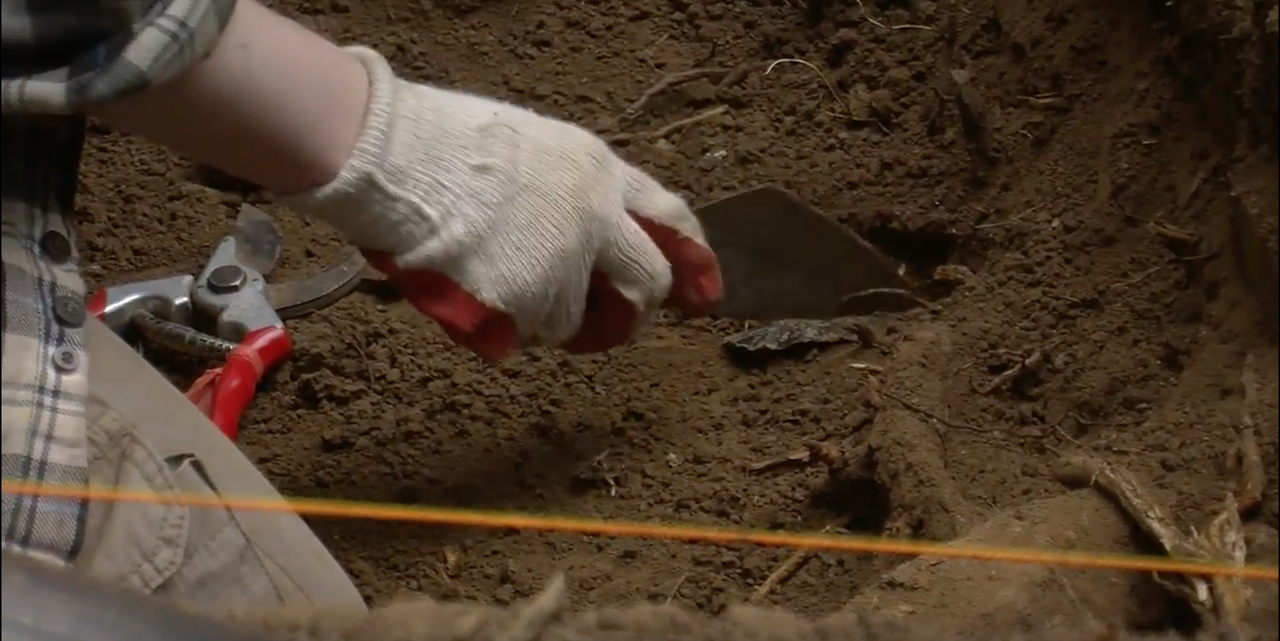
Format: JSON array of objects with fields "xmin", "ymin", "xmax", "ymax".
[{"xmin": 1, "ymin": 0, "xmax": 234, "ymax": 566}]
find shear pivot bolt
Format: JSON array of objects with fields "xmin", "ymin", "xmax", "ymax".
[{"xmin": 207, "ymin": 265, "xmax": 247, "ymax": 294}]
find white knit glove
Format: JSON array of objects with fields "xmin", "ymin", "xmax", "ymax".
[{"xmin": 281, "ymin": 47, "xmax": 722, "ymax": 360}]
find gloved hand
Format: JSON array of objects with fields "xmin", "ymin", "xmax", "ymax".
[{"xmin": 281, "ymin": 47, "xmax": 722, "ymax": 360}]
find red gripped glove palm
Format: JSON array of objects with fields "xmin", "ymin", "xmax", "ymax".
[
  {"xmin": 364, "ymin": 212, "xmax": 720, "ymax": 359},
  {"xmin": 281, "ymin": 47, "xmax": 722, "ymax": 359}
]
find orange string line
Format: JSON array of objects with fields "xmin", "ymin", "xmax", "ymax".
[{"xmin": 4, "ymin": 481, "xmax": 1276, "ymax": 581}]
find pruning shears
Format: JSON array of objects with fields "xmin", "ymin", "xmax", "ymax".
[{"xmin": 87, "ymin": 205, "xmax": 367, "ymax": 440}]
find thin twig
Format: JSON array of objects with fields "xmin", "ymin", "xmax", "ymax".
[
  {"xmin": 882, "ymin": 389, "xmax": 992, "ymax": 433},
  {"xmin": 1109, "ymin": 266, "xmax": 1162, "ymax": 289},
  {"xmin": 1200, "ymin": 496, "xmax": 1250, "ymax": 636},
  {"xmin": 839, "ymin": 288, "xmax": 935, "ymax": 315},
  {"xmin": 974, "ymin": 204, "xmax": 1044, "ymax": 229},
  {"xmin": 606, "ymin": 106, "xmax": 728, "ymax": 143},
  {"xmin": 626, "ymin": 68, "xmax": 729, "ymax": 115},
  {"xmin": 664, "ymin": 572, "xmax": 688, "ymax": 605},
  {"xmin": 977, "ymin": 348, "xmax": 1045, "ymax": 395},
  {"xmin": 748, "ymin": 449, "xmax": 812, "ymax": 473},
  {"xmin": 1056, "ymin": 454, "xmax": 1197, "ymax": 557},
  {"xmin": 748, "ymin": 525, "xmax": 835, "ymax": 603},
  {"xmin": 765, "ymin": 59, "xmax": 890, "ymax": 133},
  {"xmin": 1148, "ymin": 221, "xmax": 1198, "ymax": 244},
  {"xmin": 352, "ymin": 335, "xmax": 374, "ymax": 385},
  {"xmin": 853, "ymin": 0, "xmax": 933, "ymax": 30}
]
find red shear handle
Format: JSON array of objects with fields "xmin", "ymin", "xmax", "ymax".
[
  {"xmin": 86, "ymin": 289, "xmax": 107, "ymax": 320},
  {"xmin": 186, "ymin": 327, "xmax": 293, "ymax": 440}
]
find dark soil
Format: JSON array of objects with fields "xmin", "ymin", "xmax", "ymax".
[{"xmin": 76, "ymin": 0, "xmax": 1279, "ymax": 632}]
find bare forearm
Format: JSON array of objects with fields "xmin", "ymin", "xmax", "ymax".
[{"xmin": 89, "ymin": 0, "xmax": 369, "ymax": 194}]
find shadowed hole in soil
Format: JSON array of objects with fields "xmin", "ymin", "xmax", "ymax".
[
  {"xmin": 860, "ymin": 223, "xmax": 962, "ymax": 282},
  {"xmin": 809, "ymin": 474, "xmax": 891, "ymax": 534}
]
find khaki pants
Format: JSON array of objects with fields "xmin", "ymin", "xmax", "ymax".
[{"xmin": 74, "ymin": 317, "xmax": 366, "ymax": 608}]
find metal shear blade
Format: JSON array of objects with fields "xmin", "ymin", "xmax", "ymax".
[
  {"xmin": 228, "ymin": 204, "xmax": 368, "ymax": 318},
  {"xmin": 267, "ymin": 246, "xmax": 367, "ymax": 319},
  {"xmin": 230, "ymin": 204, "xmax": 284, "ymax": 277}
]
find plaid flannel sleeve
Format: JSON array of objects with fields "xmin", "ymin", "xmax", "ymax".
[
  {"xmin": 1, "ymin": 0, "xmax": 235, "ymax": 564},
  {"xmin": 0, "ymin": 0, "xmax": 238, "ymax": 114}
]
